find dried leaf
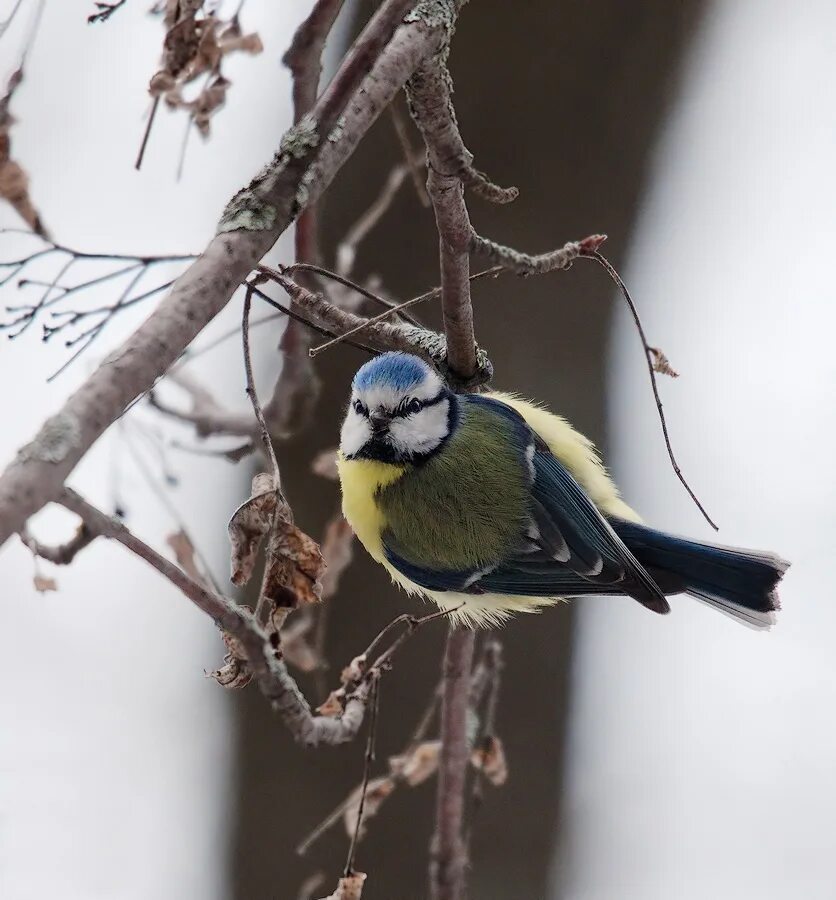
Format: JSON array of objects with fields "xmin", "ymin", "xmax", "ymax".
[
  {"xmin": 648, "ymin": 346, "xmax": 680, "ymax": 378},
  {"xmin": 33, "ymin": 574, "xmax": 57, "ymax": 593},
  {"xmin": 209, "ymin": 631, "xmax": 252, "ymax": 689},
  {"xmin": 262, "ymin": 517, "xmax": 324, "ymax": 609},
  {"xmin": 311, "ymin": 449, "xmax": 339, "ymax": 480},
  {"xmin": 470, "ymin": 735, "xmax": 508, "ymax": 786},
  {"xmin": 320, "ymin": 516, "xmax": 354, "ymax": 600},
  {"xmin": 227, "ymin": 473, "xmax": 279, "ymax": 585},
  {"xmin": 0, "ymin": 67, "xmax": 48, "ymax": 238},
  {"xmin": 166, "ymin": 529, "xmax": 204, "ymax": 585},
  {"xmin": 316, "ymin": 872, "xmax": 366, "ymax": 900},
  {"xmin": 316, "ymin": 689, "xmax": 345, "ymax": 718},
  {"xmin": 389, "ymin": 740, "xmax": 441, "ymax": 787},
  {"xmin": 342, "ymin": 777, "xmax": 396, "ymax": 840},
  {"xmin": 227, "ymin": 473, "xmax": 325, "ymax": 611}
]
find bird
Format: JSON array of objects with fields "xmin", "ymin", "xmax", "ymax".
[{"xmin": 336, "ymin": 351, "xmax": 788, "ymax": 628}]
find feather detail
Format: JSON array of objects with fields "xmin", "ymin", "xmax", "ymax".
[{"xmin": 486, "ymin": 392, "xmax": 641, "ymax": 523}]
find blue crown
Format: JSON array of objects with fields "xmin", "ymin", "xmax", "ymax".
[{"xmin": 353, "ymin": 352, "xmax": 430, "ymax": 392}]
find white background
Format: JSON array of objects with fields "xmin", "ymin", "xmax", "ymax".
[{"xmin": 0, "ymin": 3, "xmax": 312, "ymax": 898}]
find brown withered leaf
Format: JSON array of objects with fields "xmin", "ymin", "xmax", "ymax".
[
  {"xmin": 389, "ymin": 740, "xmax": 441, "ymax": 787},
  {"xmin": 648, "ymin": 346, "xmax": 680, "ymax": 378},
  {"xmin": 261, "ymin": 517, "xmax": 324, "ymax": 609},
  {"xmin": 209, "ymin": 631, "xmax": 252, "ymax": 689},
  {"xmin": 166, "ymin": 529, "xmax": 204, "ymax": 585},
  {"xmin": 316, "ymin": 872, "xmax": 366, "ymax": 900},
  {"xmin": 0, "ymin": 67, "xmax": 48, "ymax": 238},
  {"xmin": 33, "ymin": 574, "xmax": 57, "ymax": 594},
  {"xmin": 227, "ymin": 472, "xmax": 278, "ymax": 586},
  {"xmin": 228, "ymin": 473, "xmax": 324, "ymax": 611},
  {"xmin": 470, "ymin": 735, "xmax": 508, "ymax": 786},
  {"xmin": 311, "ymin": 449, "xmax": 339, "ymax": 480},
  {"xmin": 320, "ymin": 516, "xmax": 354, "ymax": 600},
  {"xmin": 342, "ymin": 777, "xmax": 396, "ymax": 840}
]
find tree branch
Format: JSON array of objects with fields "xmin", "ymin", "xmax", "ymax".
[
  {"xmin": 430, "ymin": 624, "xmax": 476, "ymax": 900},
  {"xmin": 53, "ymin": 486, "xmax": 450, "ymax": 748},
  {"xmin": 0, "ymin": 1, "xmax": 451, "ymax": 547}
]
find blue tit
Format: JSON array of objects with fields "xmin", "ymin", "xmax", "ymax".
[{"xmin": 337, "ymin": 352, "xmax": 788, "ymax": 628}]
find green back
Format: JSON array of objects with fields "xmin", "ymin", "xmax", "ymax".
[{"xmin": 378, "ymin": 401, "xmax": 530, "ymax": 571}]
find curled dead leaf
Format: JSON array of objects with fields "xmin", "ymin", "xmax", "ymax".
[
  {"xmin": 33, "ymin": 574, "xmax": 57, "ymax": 594},
  {"xmin": 228, "ymin": 473, "xmax": 324, "ymax": 611},
  {"xmin": 227, "ymin": 473, "xmax": 279, "ymax": 586},
  {"xmin": 317, "ymin": 872, "xmax": 366, "ymax": 900},
  {"xmin": 389, "ymin": 740, "xmax": 441, "ymax": 787},
  {"xmin": 209, "ymin": 631, "xmax": 252, "ymax": 689},
  {"xmin": 470, "ymin": 735, "xmax": 508, "ymax": 787},
  {"xmin": 342, "ymin": 776, "xmax": 396, "ymax": 840},
  {"xmin": 0, "ymin": 67, "xmax": 48, "ymax": 238},
  {"xmin": 261, "ymin": 517, "xmax": 324, "ymax": 609},
  {"xmin": 648, "ymin": 346, "xmax": 680, "ymax": 378},
  {"xmin": 145, "ymin": 2, "xmax": 263, "ymax": 163}
]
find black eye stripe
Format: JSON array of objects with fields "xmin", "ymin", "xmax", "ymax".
[{"xmin": 353, "ymin": 390, "xmax": 448, "ymax": 419}]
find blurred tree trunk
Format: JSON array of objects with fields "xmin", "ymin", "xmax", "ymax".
[{"xmin": 232, "ymin": 2, "xmax": 703, "ymax": 898}]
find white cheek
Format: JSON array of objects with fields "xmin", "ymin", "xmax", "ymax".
[
  {"xmin": 388, "ymin": 400, "xmax": 449, "ymax": 454},
  {"xmin": 340, "ymin": 410, "xmax": 372, "ymax": 457}
]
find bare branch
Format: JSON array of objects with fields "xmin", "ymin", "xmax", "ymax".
[
  {"xmin": 53, "ymin": 486, "xmax": 374, "ymax": 746},
  {"xmin": 87, "ymin": 1, "xmax": 126, "ymax": 25},
  {"xmin": 389, "ymin": 101, "xmax": 430, "ymax": 206},
  {"xmin": 20, "ymin": 522, "xmax": 94, "ymax": 565},
  {"xmin": 344, "ymin": 674, "xmax": 381, "ymax": 877},
  {"xmin": 0, "ymin": 5, "xmax": 452, "ymax": 547},
  {"xmin": 430, "ymin": 625, "xmax": 475, "ymax": 900},
  {"xmin": 308, "ymin": 265, "xmax": 502, "ymax": 358},
  {"xmin": 470, "ymin": 231, "xmax": 607, "ymax": 275}
]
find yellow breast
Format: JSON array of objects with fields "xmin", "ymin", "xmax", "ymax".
[{"xmin": 336, "ymin": 454, "xmax": 406, "ymax": 562}]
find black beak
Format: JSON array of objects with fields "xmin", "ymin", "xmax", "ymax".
[{"xmin": 369, "ymin": 412, "xmax": 389, "ymax": 435}]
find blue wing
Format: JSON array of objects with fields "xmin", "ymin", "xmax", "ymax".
[{"xmin": 383, "ymin": 395, "xmax": 670, "ymax": 613}]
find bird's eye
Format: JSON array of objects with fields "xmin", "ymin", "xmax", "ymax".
[
  {"xmin": 406, "ymin": 397, "xmax": 423, "ymax": 415},
  {"xmin": 353, "ymin": 399, "xmax": 367, "ymax": 416}
]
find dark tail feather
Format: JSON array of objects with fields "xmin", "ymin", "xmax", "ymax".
[{"xmin": 612, "ymin": 519, "xmax": 789, "ymax": 630}]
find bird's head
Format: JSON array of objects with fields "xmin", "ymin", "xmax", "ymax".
[{"xmin": 340, "ymin": 352, "xmax": 456, "ymax": 464}]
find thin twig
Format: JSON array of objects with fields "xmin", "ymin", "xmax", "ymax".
[
  {"xmin": 308, "ymin": 267, "xmax": 502, "ymax": 358},
  {"xmin": 587, "ymin": 251, "xmax": 719, "ymax": 531},
  {"xmin": 135, "ymin": 95, "xmax": 160, "ymax": 171},
  {"xmin": 389, "ymin": 101, "xmax": 430, "ymax": 207},
  {"xmin": 20, "ymin": 522, "xmax": 94, "ymax": 565},
  {"xmin": 284, "ymin": 262, "xmax": 422, "ymax": 326},
  {"xmin": 334, "ymin": 153, "xmax": 427, "ymax": 276},
  {"xmin": 344, "ymin": 674, "xmax": 380, "ymax": 877},
  {"xmin": 242, "ymin": 284, "xmax": 281, "ymax": 487},
  {"xmin": 55, "ymin": 487, "xmax": 375, "ymax": 747}
]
